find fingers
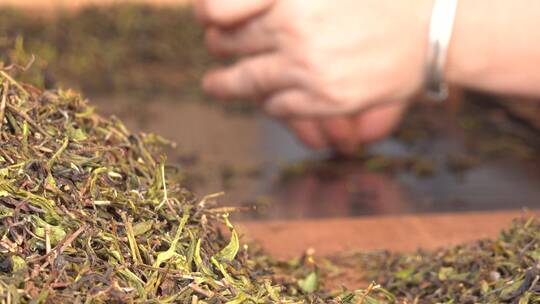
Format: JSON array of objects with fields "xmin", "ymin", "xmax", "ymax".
[
  {"xmin": 263, "ymin": 89, "xmax": 359, "ymax": 118},
  {"xmin": 352, "ymin": 101, "xmax": 408, "ymax": 143},
  {"xmin": 319, "ymin": 116, "xmax": 358, "ymax": 154},
  {"xmin": 287, "ymin": 116, "xmax": 358, "ymax": 154},
  {"xmin": 287, "ymin": 118, "xmax": 328, "ymax": 149},
  {"xmin": 263, "ymin": 90, "xmax": 314, "ymax": 117},
  {"xmin": 195, "ymin": 0, "xmax": 275, "ymax": 27},
  {"xmin": 203, "ymin": 54, "xmax": 302, "ymax": 100},
  {"xmin": 205, "ymin": 22, "xmax": 275, "ymax": 57},
  {"xmin": 286, "ymin": 101, "xmax": 409, "ymax": 154}
]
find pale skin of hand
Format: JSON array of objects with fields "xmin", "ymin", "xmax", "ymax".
[{"xmin": 194, "ymin": 0, "xmax": 540, "ymax": 154}]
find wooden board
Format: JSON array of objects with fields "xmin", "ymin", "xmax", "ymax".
[{"xmin": 238, "ymin": 210, "xmax": 534, "ymax": 259}]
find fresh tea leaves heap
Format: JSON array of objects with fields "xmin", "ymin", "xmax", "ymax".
[{"xmin": 0, "ymin": 70, "xmax": 393, "ymax": 303}]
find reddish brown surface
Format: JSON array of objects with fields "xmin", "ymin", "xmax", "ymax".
[{"xmin": 238, "ymin": 210, "xmax": 532, "ymax": 259}]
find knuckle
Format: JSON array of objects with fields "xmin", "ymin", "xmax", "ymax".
[
  {"xmin": 290, "ymin": 48, "xmax": 323, "ymax": 85},
  {"xmin": 205, "ymin": 29, "xmax": 230, "ymax": 57},
  {"xmin": 321, "ymin": 86, "xmax": 347, "ymax": 105},
  {"xmin": 237, "ymin": 60, "xmax": 265, "ymax": 97},
  {"xmin": 202, "ymin": 1, "xmax": 229, "ymax": 24}
]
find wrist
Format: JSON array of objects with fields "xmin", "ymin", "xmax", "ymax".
[
  {"xmin": 444, "ymin": 0, "xmax": 489, "ymax": 89},
  {"xmin": 444, "ymin": 0, "xmax": 540, "ymax": 96}
]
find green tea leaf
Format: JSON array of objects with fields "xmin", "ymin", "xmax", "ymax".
[
  {"xmin": 153, "ymin": 212, "xmax": 189, "ymax": 267},
  {"xmin": 213, "ymin": 214, "xmax": 239, "ymax": 262},
  {"xmin": 132, "ymin": 221, "xmax": 153, "ymax": 236},
  {"xmin": 11, "ymin": 255, "xmax": 27, "ymax": 273},
  {"xmin": 298, "ymin": 271, "xmax": 318, "ymax": 294}
]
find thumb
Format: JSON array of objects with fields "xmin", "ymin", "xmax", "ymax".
[{"xmin": 195, "ymin": 0, "xmax": 275, "ymax": 27}]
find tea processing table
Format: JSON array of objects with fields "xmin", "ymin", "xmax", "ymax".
[{"xmin": 238, "ymin": 210, "xmax": 534, "ymax": 259}]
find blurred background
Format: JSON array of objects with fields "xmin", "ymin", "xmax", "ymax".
[{"xmin": 1, "ymin": 0, "xmax": 540, "ymax": 221}]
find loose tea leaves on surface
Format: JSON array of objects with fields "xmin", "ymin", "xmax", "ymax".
[
  {"xmin": 327, "ymin": 216, "xmax": 540, "ymax": 304},
  {"xmin": 0, "ymin": 69, "xmax": 394, "ymax": 303}
]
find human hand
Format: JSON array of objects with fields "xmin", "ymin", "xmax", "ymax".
[
  {"xmin": 195, "ymin": 0, "xmax": 431, "ymax": 151},
  {"xmin": 285, "ymin": 101, "xmax": 407, "ymax": 154}
]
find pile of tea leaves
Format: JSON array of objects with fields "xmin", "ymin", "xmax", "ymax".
[
  {"xmin": 328, "ymin": 216, "xmax": 540, "ymax": 303},
  {"xmin": 0, "ymin": 4, "xmax": 212, "ymax": 95},
  {"xmin": 0, "ymin": 70, "xmax": 398, "ymax": 303}
]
